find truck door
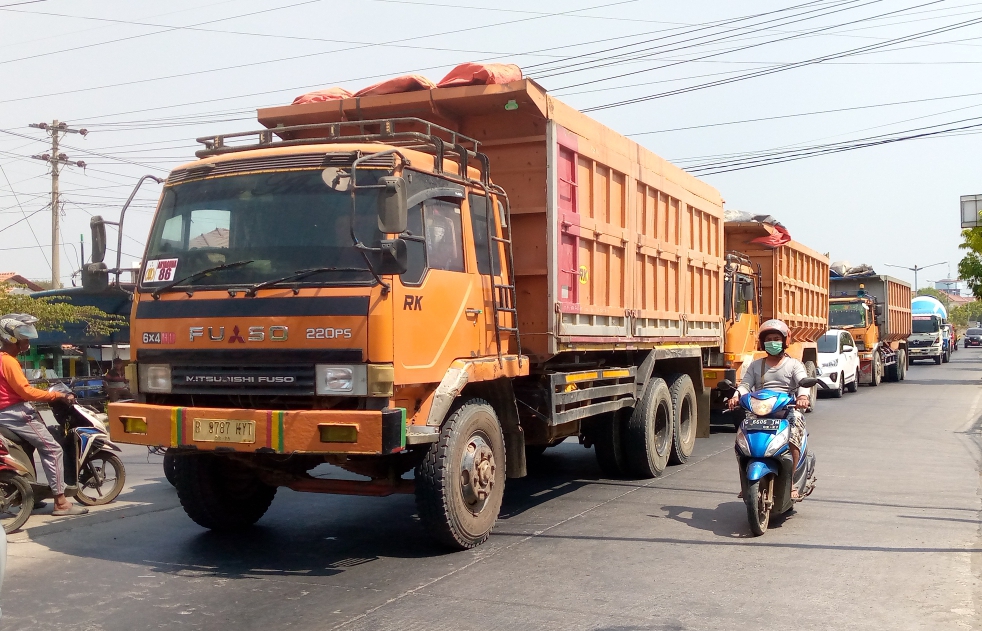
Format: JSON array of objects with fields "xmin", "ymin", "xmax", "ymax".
[{"xmin": 394, "ymin": 197, "xmax": 483, "ymax": 385}]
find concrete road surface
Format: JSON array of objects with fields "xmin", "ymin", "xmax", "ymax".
[{"xmin": 3, "ymin": 353, "xmax": 980, "ymax": 630}]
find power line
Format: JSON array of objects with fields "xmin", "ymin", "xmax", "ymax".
[
  {"xmin": 0, "ymin": 162, "xmax": 49, "ymax": 271},
  {"xmin": 581, "ymin": 8, "xmax": 982, "ymax": 111}
]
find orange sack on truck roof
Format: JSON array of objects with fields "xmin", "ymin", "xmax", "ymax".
[{"xmin": 437, "ymin": 62, "xmax": 523, "ymax": 87}]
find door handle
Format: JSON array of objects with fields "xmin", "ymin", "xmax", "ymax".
[{"xmin": 465, "ymin": 308, "xmax": 483, "ymax": 317}]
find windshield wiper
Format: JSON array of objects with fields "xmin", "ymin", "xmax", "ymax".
[
  {"xmin": 150, "ymin": 259, "xmax": 256, "ymax": 300},
  {"xmin": 244, "ymin": 267, "xmax": 368, "ymax": 297}
]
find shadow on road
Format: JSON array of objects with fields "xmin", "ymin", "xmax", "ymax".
[{"xmin": 660, "ymin": 502, "xmax": 750, "ymax": 538}]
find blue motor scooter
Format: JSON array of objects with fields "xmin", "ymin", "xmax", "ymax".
[{"xmin": 721, "ymin": 378, "xmax": 819, "ymax": 536}]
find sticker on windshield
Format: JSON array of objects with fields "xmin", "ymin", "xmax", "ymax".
[{"xmin": 144, "ymin": 258, "xmax": 179, "ymax": 283}]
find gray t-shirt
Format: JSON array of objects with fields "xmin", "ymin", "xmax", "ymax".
[{"xmin": 736, "ymin": 356, "xmax": 809, "ymax": 398}]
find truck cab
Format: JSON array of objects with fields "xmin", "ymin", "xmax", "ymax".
[{"xmin": 909, "ymin": 315, "xmax": 944, "ymax": 364}]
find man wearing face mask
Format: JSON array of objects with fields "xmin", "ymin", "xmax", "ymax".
[{"xmin": 727, "ymin": 319, "xmax": 809, "ymax": 499}]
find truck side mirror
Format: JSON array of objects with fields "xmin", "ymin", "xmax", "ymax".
[
  {"xmin": 742, "ymin": 283, "xmax": 755, "ymax": 301},
  {"xmin": 376, "ymin": 238, "xmax": 408, "ymax": 275},
  {"xmin": 874, "ymin": 304, "xmax": 883, "ymax": 317},
  {"xmin": 90, "ymin": 215, "xmax": 107, "ymax": 264},
  {"xmin": 377, "ymin": 176, "xmax": 407, "ymax": 234}
]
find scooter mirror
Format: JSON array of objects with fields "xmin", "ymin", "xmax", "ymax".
[{"xmin": 798, "ymin": 377, "xmax": 819, "ymax": 389}]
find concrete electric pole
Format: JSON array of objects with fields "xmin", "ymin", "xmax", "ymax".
[{"xmin": 30, "ymin": 120, "xmax": 87, "ymax": 289}]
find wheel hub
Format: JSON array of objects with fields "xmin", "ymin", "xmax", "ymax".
[{"xmin": 460, "ymin": 435, "xmax": 496, "ymax": 514}]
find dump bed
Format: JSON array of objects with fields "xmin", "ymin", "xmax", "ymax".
[
  {"xmin": 830, "ymin": 275, "xmax": 912, "ymax": 342},
  {"xmin": 257, "ymin": 80, "xmax": 726, "ymax": 363},
  {"xmin": 724, "ymin": 223, "xmax": 829, "ymax": 343}
]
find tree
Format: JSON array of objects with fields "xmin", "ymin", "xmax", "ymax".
[
  {"xmin": 915, "ymin": 287, "xmax": 951, "ymax": 309},
  {"xmin": 957, "ymin": 227, "xmax": 982, "ymax": 299},
  {"xmin": 950, "ymin": 301, "xmax": 982, "ymax": 327},
  {"xmin": 0, "ymin": 283, "xmax": 124, "ymax": 338}
]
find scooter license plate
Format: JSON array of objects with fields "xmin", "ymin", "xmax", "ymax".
[
  {"xmin": 744, "ymin": 417, "xmax": 781, "ymax": 431},
  {"xmin": 192, "ymin": 419, "xmax": 256, "ymax": 443}
]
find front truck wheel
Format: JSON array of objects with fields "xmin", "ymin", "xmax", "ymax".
[
  {"xmin": 175, "ymin": 454, "xmax": 277, "ymax": 531},
  {"xmin": 803, "ymin": 361, "xmax": 818, "ymax": 412},
  {"xmin": 934, "ymin": 354, "xmax": 942, "ymax": 366},
  {"xmin": 624, "ymin": 377, "xmax": 674, "ymax": 478},
  {"xmin": 415, "ymin": 398, "xmax": 506, "ymax": 550},
  {"xmin": 667, "ymin": 374, "xmax": 697, "ymax": 465},
  {"xmin": 746, "ymin": 475, "xmax": 774, "ymax": 536}
]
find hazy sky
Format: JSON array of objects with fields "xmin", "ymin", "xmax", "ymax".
[{"xmin": 0, "ymin": 0, "xmax": 979, "ymax": 290}]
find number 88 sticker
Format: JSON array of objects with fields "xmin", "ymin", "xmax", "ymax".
[{"xmin": 145, "ymin": 259, "xmax": 179, "ymax": 283}]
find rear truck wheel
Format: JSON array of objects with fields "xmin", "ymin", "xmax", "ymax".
[
  {"xmin": 667, "ymin": 374, "xmax": 697, "ymax": 465},
  {"xmin": 163, "ymin": 450, "xmax": 178, "ymax": 487},
  {"xmin": 624, "ymin": 377, "xmax": 674, "ymax": 478},
  {"xmin": 415, "ymin": 398, "xmax": 506, "ymax": 550},
  {"xmin": 830, "ymin": 373, "xmax": 844, "ymax": 398},
  {"xmin": 846, "ymin": 369, "xmax": 859, "ymax": 393},
  {"xmin": 884, "ymin": 354, "xmax": 900, "ymax": 382},
  {"xmin": 593, "ymin": 408, "xmax": 630, "ymax": 478},
  {"xmin": 803, "ymin": 361, "xmax": 818, "ymax": 412},
  {"xmin": 76, "ymin": 451, "xmax": 126, "ymax": 506},
  {"xmin": 869, "ymin": 355, "xmax": 882, "ymax": 387},
  {"xmin": 175, "ymin": 453, "xmax": 277, "ymax": 531},
  {"xmin": 934, "ymin": 354, "xmax": 942, "ymax": 365},
  {"xmin": 0, "ymin": 471, "xmax": 33, "ymax": 534},
  {"xmin": 746, "ymin": 475, "xmax": 774, "ymax": 537}
]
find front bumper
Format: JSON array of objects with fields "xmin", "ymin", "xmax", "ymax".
[
  {"xmin": 908, "ymin": 346, "xmax": 942, "ymax": 358},
  {"xmin": 108, "ymin": 403, "xmax": 408, "ymax": 455},
  {"xmin": 817, "ymin": 371, "xmax": 839, "ymax": 389}
]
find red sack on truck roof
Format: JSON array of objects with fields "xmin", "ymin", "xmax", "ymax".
[
  {"xmin": 354, "ymin": 74, "xmax": 436, "ymax": 97},
  {"xmin": 292, "ymin": 87, "xmax": 353, "ymax": 105},
  {"xmin": 437, "ymin": 62, "xmax": 522, "ymax": 88}
]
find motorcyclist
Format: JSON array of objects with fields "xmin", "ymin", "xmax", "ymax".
[
  {"xmin": 727, "ymin": 319, "xmax": 810, "ymax": 499},
  {"xmin": 0, "ymin": 314, "xmax": 87, "ymax": 516}
]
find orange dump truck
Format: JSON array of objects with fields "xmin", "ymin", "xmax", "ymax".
[
  {"xmin": 703, "ymin": 221, "xmax": 830, "ymax": 412},
  {"xmin": 829, "ymin": 275, "xmax": 911, "ymax": 383},
  {"xmin": 92, "ymin": 78, "xmax": 727, "ymax": 549}
]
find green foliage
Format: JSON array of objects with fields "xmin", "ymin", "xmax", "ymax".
[
  {"xmin": 915, "ymin": 287, "xmax": 951, "ymax": 309},
  {"xmin": 950, "ymin": 301, "xmax": 982, "ymax": 327},
  {"xmin": 0, "ymin": 284, "xmax": 124, "ymax": 337},
  {"xmin": 958, "ymin": 228, "xmax": 982, "ymax": 300}
]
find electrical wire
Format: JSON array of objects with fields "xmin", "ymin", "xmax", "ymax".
[{"xmin": 0, "ymin": 163, "xmax": 49, "ymax": 270}]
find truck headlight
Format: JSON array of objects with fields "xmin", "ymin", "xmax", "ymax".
[
  {"xmin": 139, "ymin": 364, "xmax": 171, "ymax": 393},
  {"xmin": 315, "ymin": 364, "xmax": 367, "ymax": 396}
]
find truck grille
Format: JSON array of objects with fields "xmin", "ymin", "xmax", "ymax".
[
  {"xmin": 909, "ymin": 339, "xmax": 935, "ymax": 348},
  {"xmin": 171, "ymin": 364, "xmax": 315, "ymax": 396}
]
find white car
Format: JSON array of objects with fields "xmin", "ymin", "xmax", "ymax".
[{"xmin": 817, "ymin": 330, "xmax": 861, "ymax": 398}]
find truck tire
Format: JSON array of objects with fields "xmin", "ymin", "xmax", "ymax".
[
  {"xmin": 933, "ymin": 354, "xmax": 942, "ymax": 365},
  {"xmin": 803, "ymin": 361, "xmax": 818, "ymax": 412},
  {"xmin": 163, "ymin": 450, "xmax": 178, "ymax": 487},
  {"xmin": 624, "ymin": 377, "xmax": 673, "ymax": 478},
  {"xmin": 415, "ymin": 398, "xmax": 505, "ymax": 550},
  {"xmin": 869, "ymin": 355, "xmax": 881, "ymax": 387},
  {"xmin": 593, "ymin": 408, "xmax": 629, "ymax": 478},
  {"xmin": 942, "ymin": 349, "xmax": 950, "ymax": 363},
  {"xmin": 667, "ymin": 374, "xmax": 697, "ymax": 465},
  {"xmin": 846, "ymin": 369, "xmax": 859, "ymax": 393},
  {"xmin": 175, "ymin": 454, "xmax": 276, "ymax": 531},
  {"xmin": 884, "ymin": 354, "xmax": 899, "ymax": 382}
]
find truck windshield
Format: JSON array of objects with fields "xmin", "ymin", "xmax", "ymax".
[
  {"xmin": 912, "ymin": 317, "xmax": 940, "ymax": 333},
  {"xmin": 829, "ymin": 302, "xmax": 866, "ymax": 327},
  {"xmin": 141, "ymin": 170, "xmax": 381, "ymax": 289}
]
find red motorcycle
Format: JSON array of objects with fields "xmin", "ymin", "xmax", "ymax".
[{"xmin": 0, "ymin": 434, "xmax": 33, "ymax": 533}]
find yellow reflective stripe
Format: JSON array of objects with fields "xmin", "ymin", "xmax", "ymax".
[{"xmin": 565, "ymin": 372, "xmax": 599, "ymax": 383}]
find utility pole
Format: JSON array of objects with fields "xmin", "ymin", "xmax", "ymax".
[
  {"xmin": 884, "ymin": 261, "xmax": 947, "ymax": 292},
  {"xmin": 29, "ymin": 121, "xmax": 87, "ymax": 289}
]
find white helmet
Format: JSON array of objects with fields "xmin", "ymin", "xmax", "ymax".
[{"xmin": 0, "ymin": 314, "xmax": 39, "ymax": 344}]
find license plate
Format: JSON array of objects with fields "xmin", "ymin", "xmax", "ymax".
[
  {"xmin": 192, "ymin": 418, "xmax": 256, "ymax": 443},
  {"xmin": 744, "ymin": 417, "xmax": 781, "ymax": 431}
]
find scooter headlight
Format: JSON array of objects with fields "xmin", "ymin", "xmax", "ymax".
[
  {"xmin": 764, "ymin": 426, "xmax": 790, "ymax": 457},
  {"xmin": 735, "ymin": 428, "xmax": 751, "ymax": 456}
]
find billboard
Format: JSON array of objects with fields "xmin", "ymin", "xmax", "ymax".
[{"xmin": 961, "ymin": 195, "xmax": 982, "ymax": 228}]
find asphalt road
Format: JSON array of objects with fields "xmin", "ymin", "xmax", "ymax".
[{"xmin": 4, "ymin": 352, "xmax": 981, "ymax": 630}]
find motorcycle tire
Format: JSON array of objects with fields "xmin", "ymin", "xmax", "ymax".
[
  {"xmin": 746, "ymin": 476, "xmax": 773, "ymax": 536},
  {"xmin": 0, "ymin": 471, "xmax": 33, "ymax": 534},
  {"xmin": 163, "ymin": 451, "xmax": 178, "ymax": 487},
  {"xmin": 76, "ymin": 451, "xmax": 126, "ymax": 506}
]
